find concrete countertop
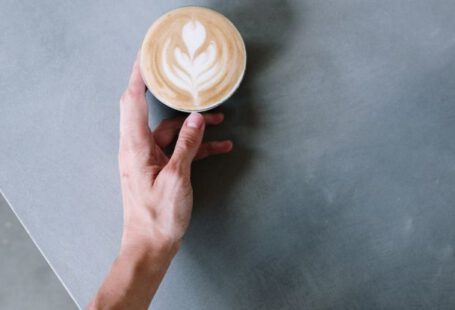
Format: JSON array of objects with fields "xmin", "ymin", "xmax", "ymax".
[{"xmin": 1, "ymin": 0, "xmax": 455, "ymax": 309}]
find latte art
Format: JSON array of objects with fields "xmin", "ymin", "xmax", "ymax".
[
  {"xmin": 163, "ymin": 21, "xmax": 225, "ymax": 105},
  {"xmin": 141, "ymin": 7, "xmax": 246, "ymax": 111}
]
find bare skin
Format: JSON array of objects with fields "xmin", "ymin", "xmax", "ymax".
[{"xmin": 87, "ymin": 54, "xmax": 233, "ymax": 310}]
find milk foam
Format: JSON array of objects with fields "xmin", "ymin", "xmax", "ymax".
[
  {"xmin": 162, "ymin": 20, "xmax": 225, "ymax": 106},
  {"xmin": 141, "ymin": 7, "xmax": 246, "ymax": 111}
]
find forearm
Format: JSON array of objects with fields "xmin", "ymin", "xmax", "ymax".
[{"xmin": 87, "ymin": 241, "xmax": 179, "ymax": 310}]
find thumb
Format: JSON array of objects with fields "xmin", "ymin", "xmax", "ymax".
[{"xmin": 170, "ymin": 112, "xmax": 205, "ymax": 169}]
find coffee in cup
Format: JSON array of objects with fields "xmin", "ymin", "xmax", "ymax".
[{"xmin": 140, "ymin": 6, "xmax": 246, "ymax": 112}]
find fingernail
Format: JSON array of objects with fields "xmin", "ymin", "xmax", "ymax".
[
  {"xmin": 224, "ymin": 140, "xmax": 233, "ymax": 151},
  {"xmin": 187, "ymin": 112, "xmax": 203, "ymax": 129}
]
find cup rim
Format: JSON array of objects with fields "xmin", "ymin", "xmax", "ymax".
[{"xmin": 139, "ymin": 5, "xmax": 247, "ymax": 113}]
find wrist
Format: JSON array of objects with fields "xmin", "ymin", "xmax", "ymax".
[
  {"xmin": 120, "ymin": 230, "xmax": 180, "ymax": 267},
  {"xmin": 116, "ymin": 241, "xmax": 178, "ymax": 280}
]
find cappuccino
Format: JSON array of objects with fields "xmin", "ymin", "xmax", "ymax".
[{"xmin": 140, "ymin": 7, "xmax": 246, "ymax": 112}]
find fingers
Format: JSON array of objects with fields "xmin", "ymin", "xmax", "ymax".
[
  {"xmin": 169, "ymin": 113, "xmax": 205, "ymax": 171},
  {"xmin": 195, "ymin": 140, "xmax": 233, "ymax": 160},
  {"xmin": 154, "ymin": 112, "xmax": 224, "ymax": 148},
  {"xmin": 128, "ymin": 52, "xmax": 146, "ymax": 94},
  {"xmin": 119, "ymin": 53, "xmax": 150, "ymax": 149}
]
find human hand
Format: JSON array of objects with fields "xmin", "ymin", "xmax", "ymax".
[
  {"xmin": 88, "ymin": 53, "xmax": 233, "ymax": 310},
  {"xmin": 118, "ymin": 54, "xmax": 233, "ymax": 255}
]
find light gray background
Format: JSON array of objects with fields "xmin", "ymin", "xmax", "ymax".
[
  {"xmin": 0, "ymin": 194, "xmax": 76, "ymax": 309},
  {"xmin": 1, "ymin": 0, "xmax": 455, "ymax": 309}
]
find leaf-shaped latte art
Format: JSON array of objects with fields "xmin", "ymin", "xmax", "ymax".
[
  {"xmin": 141, "ymin": 7, "xmax": 246, "ymax": 110},
  {"xmin": 161, "ymin": 20, "xmax": 226, "ymax": 106},
  {"xmin": 182, "ymin": 21, "xmax": 206, "ymax": 58}
]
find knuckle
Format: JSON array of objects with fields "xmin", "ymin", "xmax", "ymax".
[
  {"xmin": 129, "ymin": 80, "xmax": 144, "ymax": 95},
  {"xmin": 118, "ymin": 153, "xmax": 149, "ymax": 181},
  {"xmin": 119, "ymin": 167, "xmax": 131, "ymax": 180},
  {"xmin": 118, "ymin": 151, "xmax": 131, "ymax": 171},
  {"xmin": 119, "ymin": 90, "xmax": 130, "ymax": 104},
  {"xmin": 119, "ymin": 140, "xmax": 149, "ymax": 163},
  {"xmin": 118, "ymin": 158, "xmax": 131, "ymax": 180},
  {"xmin": 119, "ymin": 89, "xmax": 137, "ymax": 105},
  {"xmin": 128, "ymin": 137, "xmax": 148, "ymax": 152},
  {"xmin": 178, "ymin": 134, "xmax": 197, "ymax": 150},
  {"xmin": 119, "ymin": 132, "xmax": 150, "ymax": 153}
]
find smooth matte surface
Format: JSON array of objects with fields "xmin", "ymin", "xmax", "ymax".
[
  {"xmin": 1, "ymin": 0, "xmax": 455, "ymax": 309},
  {"xmin": 0, "ymin": 194, "xmax": 77, "ymax": 309}
]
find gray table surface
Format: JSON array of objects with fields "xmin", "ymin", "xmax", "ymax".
[{"xmin": 2, "ymin": 0, "xmax": 455, "ymax": 309}]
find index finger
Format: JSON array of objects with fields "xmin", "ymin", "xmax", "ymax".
[
  {"xmin": 128, "ymin": 52, "xmax": 146, "ymax": 94},
  {"xmin": 119, "ymin": 53, "xmax": 149, "ymax": 147}
]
